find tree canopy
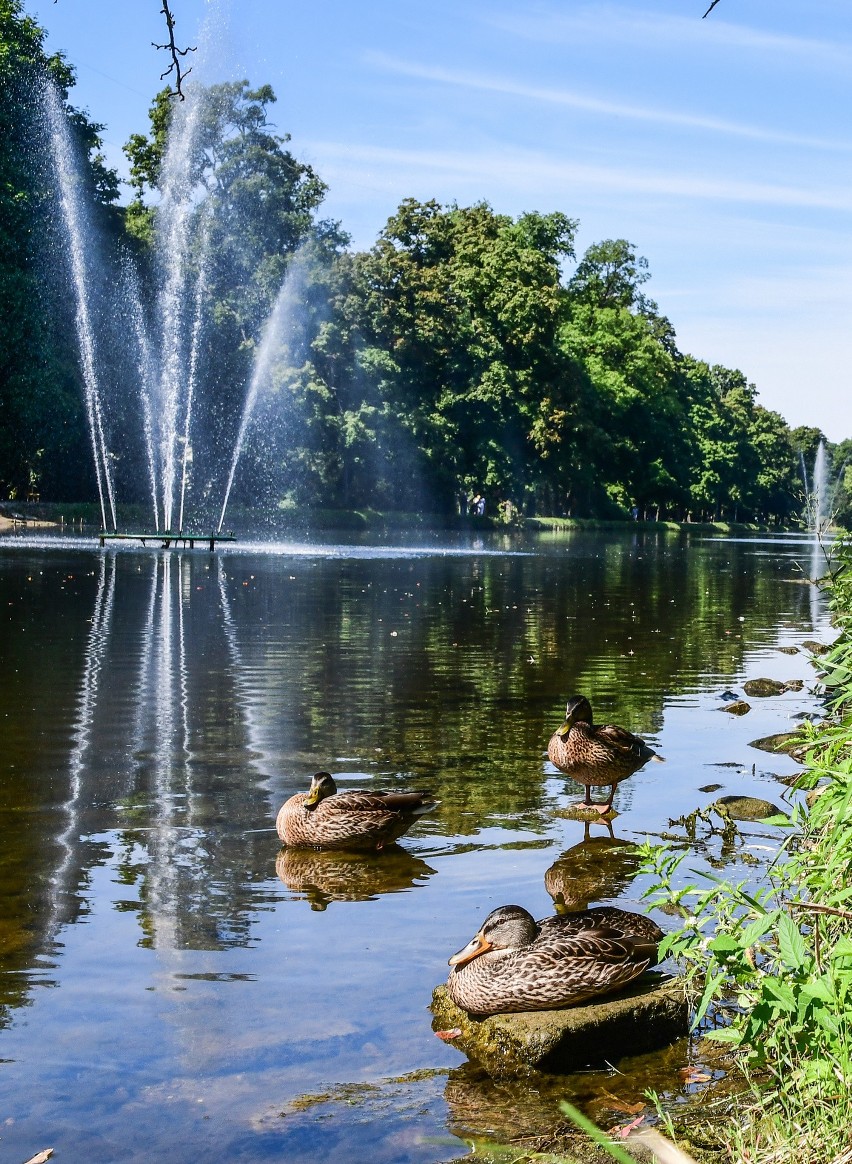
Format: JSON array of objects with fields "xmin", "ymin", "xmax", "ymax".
[{"xmin": 0, "ymin": 3, "xmax": 846, "ymax": 528}]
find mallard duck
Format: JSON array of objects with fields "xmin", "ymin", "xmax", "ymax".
[
  {"xmin": 548, "ymin": 695, "xmax": 663, "ymax": 813},
  {"xmin": 446, "ymin": 904, "xmax": 663, "ymax": 1016},
  {"xmin": 276, "ymin": 772, "xmax": 438, "ymax": 851}
]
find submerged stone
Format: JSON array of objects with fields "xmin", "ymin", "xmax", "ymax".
[
  {"xmin": 802, "ymin": 640, "xmax": 831, "ymax": 656},
  {"xmin": 749, "ymin": 732, "xmax": 809, "ymax": 762},
  {"xmin": 719, "ymin": 700, "xmax": 751, "ymax": 715},
  {"xmin": 742, "ymin": 678, "xmax": 786, "ymax": 697},
  {"xmin": 555, "ymin": 803, "xmax": 617, "ymax": 823},
  {"xmin": 713, "ymin": 794, "xmax": 785, "ymax": 821},
  {"xmin": 778, "ymin": 646, "xmax": 799, "ymax": 654},
  {"xmin": 430, "ymin": 974, "xmax": 689, "ymax": 1079}
]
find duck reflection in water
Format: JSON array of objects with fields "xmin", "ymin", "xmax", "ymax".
[
  {"xmin": 276, "ymin": 846, "xmax": 436, "ymax": 911},
  {"xmin": 548, "ymin": 695, "xmax": 663, "ymax": 814},
  {"xmin": 544, "ymin": 821, "xmax": 644, "ymax": 915}
]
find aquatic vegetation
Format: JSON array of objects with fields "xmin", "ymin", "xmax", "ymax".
[{"xmin": 637, "ymin": 536, "xmax": 852, "ymax": 1163}]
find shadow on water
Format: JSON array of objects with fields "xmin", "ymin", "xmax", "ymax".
[{"xmin": 0, "ymin": 529, "xmax": 835, "ymax": 1160}]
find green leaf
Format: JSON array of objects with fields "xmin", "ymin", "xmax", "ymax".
[
  {"xmin": 777, "ymin": 913, "xmax": 808, "ymax": 970},
  {"xmin": 740, "ymin": 909, "xmax": 782, "ymax": 947},
  {"xmin": 832, "ymin": 936, "xmax": 852, "ymax": 959},
  {"xmin": 709, "ymin": 933, "xmax": 742, "ymax": 955},
  {"xmin": 762, "ymin": 977, "xmax": 796, "ymax": 1011},
  {"xmin": 703, "ymin": 1026, "xmax": 743, "ymax": 1044},
  {"xmin": 800, "ymin": 978, "xmax": 835, "ymax": 1005},
  {"xmin": 694, "ymin": 970, "xmax": 727, "ymax": 1026},
  {"xmin": 558, "ymin": 1101, "xmax": 637, "ymax": 1164}
]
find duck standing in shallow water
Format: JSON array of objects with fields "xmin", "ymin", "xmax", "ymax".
[
  {"xmin": 446, "ymin": 904, "xmax": 663, "ymax": 1016},
  {"xmin": 548, "ymin": 695, "xmax": 663, "ymax": 814},
  {"xmin": 276, "ymin": 771, "xmax": 438, "ymax": 851}
]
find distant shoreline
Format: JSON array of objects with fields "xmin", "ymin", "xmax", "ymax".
[{"xmin": 0, "ymin": 502, "xmax": 814, "ymax": 537}]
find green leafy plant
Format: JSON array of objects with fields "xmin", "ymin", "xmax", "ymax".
[{"xmin": 635, "ymin": 537, "xmax": 852, "ymax": 1161}]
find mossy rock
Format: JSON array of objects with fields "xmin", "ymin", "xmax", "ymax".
[
  {"xmin": 555, "ymin": 803, "xmax": 617, "ymax": 822},
  {"xmin": 713, "ymin": 795, "xmax": 785, "ymax": 821},
  {"xmin": 802, "ymin": 640, "xmax": 831, "ymax": 656},
  {"xmin": 748, "ymin": 732, "xmax": 809, "ymax": 762},
  {"xmin": 742, "ymin": 678, "xmax": 786, "ymax": 697},
  {"xmin": 778, "ymin": 645, "xmax": 799, "ymax": 655},
  {"xmin": 430, "ymin": 974, "xmax": 689, "ymax": 1079},
  {"xmin": 719, "ymin": 700, "xmax": 751, "ymax": 715}
]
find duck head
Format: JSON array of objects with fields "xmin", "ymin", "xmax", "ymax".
[
  {"xmin": 302, "ymin": 771, "xmax": 337, "ymax": 810},
  {"xmin": 448, "ymin": 905, "xmax": 539, "ymax": 967},
  {"xmin": 555, "ymin": 694, "xmax": 593, "ymax": 738},
  {"xmin": 565, "ymin": 695, "xmax": 593, "ymax": 725}
]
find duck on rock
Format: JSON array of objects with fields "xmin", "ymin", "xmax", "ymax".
[
  {"xmin": 548, "ymin": 695, "xmax": 663, "ymax": 814},
  {"xmin": 276, "ymin": 771, "xmax": 438, "ymax": 851},
  {"xmin": 446, "ymin": 904, "xmax": 664, "ymax": 1016}
]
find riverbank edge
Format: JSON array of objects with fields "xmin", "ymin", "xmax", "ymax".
[
  {"xmin": 637, "ymin": 536, "xmax": 852, "ymax": 1164},
  {"xmin": 0, "ymin": 501, "xmax": 803, "ymax": 537}
]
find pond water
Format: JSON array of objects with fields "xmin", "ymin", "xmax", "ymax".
[{"xmin": 0, "ymin": 527, "xmax": 832, "ymax": 1162}]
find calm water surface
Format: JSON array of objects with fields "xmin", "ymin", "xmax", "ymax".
[{"xmin": 0, "ymin": 528, "xmax": 832, "ymax": 1161}]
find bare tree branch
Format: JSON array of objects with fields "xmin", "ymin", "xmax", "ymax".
[
  {"xmin": 153, "ymin": 1, "xmax": 196, "ymax": 101},
  {"xmin": 702, "ymin": 0, "xmax": 723, "ymax": 16}
]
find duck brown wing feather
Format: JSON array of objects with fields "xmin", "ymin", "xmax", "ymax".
[
  {"xmin": 371, "ymin": 790, "xmax": 436, "ymax": 813},
  {"xmin": 539, "ymin": 908, "xmax": 663, "ymax": 943},
  {"xmin": 596, "ymin": 724, "xmax": 647, "ymax": 756},
  {"xmin": 324, "ymin": 790, "xmax": 400, "ymax": 817}
]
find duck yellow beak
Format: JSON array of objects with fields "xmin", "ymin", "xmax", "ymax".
[
  {"xmin": 303, "ymin": 787, "xmax": 321, "ymax": 808},
  {"xmin": 556, "ymin": 721, "xmax": 571, "ymax": 738},
  {"xmin": 448, "ymin": 932, "xmax": 492, "ymax": 967}
]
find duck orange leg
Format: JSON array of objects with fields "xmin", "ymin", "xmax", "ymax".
[{"xmin": 593, "ymin": 783, "xmax": 618, "ymax": 815}]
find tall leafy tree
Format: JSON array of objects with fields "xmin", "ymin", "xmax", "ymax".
[{"xmin": 352, "ymin": 198, "xmax": 577, "ymax": 510}]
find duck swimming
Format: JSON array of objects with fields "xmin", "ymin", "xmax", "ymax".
[
  {"xmin": 548, "ymin": 695, "xmax": 663, "ymax": 813},
  {"xmin": 446, "ymin": 904, "xmax": 663, "ymax": 1016},
  {"xmin": 276, "ymin": 771, "xmax": 438, "ymax": 851}
]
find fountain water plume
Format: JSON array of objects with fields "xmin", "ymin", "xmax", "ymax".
[
  {"xmin": 217, "ymin": 261, "xmax": 302, "ymax": 533},
  {"xmin": 43, "ymin": 81, "xmax": 117, "ymax": 531},
  {"xmin": 154, "ymin": 87, "xmax": 208, "ymax": 533},
  {"xmin": 177, "ymin": 230, "xmax": 210, "ymax": 534},
  {"xmin": 799, "ymin": 451, "xmax": 809, "ymax": 501},
  {"xmin": 43, "ymin": 20, "xmax": 312, "ymax": 540},
  {"xmin": 124, "ymin": 259, "xmax": 161, "ymax": 531},
  {"xmin": 812, "ymin": 439, "xmax": 828, "ymax": 537}
]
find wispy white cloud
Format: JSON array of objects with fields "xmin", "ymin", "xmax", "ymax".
[
  {"xmin": 306, "ymin": 140, "xmax": 852, "ymax": 213},
  {"xmin": 488, "ymin": 4, "xmax": 852, "ymax": 68},
  {"xmin": 366, "ymin": 52, "xmax": 852, "ymax": 152}
]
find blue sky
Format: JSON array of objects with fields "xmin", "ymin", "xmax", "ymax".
[{"xmin": 25, "ymin": 0, "xmax": 852, "ymax": 441}]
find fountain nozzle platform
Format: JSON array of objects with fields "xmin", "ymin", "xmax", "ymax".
[{"xmin": 98, "ymin": 531, "xmax": 236, "ymax": 551}]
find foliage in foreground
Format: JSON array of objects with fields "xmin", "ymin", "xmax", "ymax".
[{"xmin": 637, "ymin": 536, "xmax": 852, "ymax": 1163}]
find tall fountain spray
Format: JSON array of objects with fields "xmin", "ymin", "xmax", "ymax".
[
  {"xmin": 154, "ymin": 88, "xmax": 209, "ymax": 533},
  {"xmin": 43, "ymin": 82, "xmax": 117, "ymax": 532},
  {"xmin": 43, "ymin": 52, "xmax": 302, "ymax": 540},
  {"xmin": 217, "ymin": 261, "xmax": 302, "ymax": 533},
  {"xmin": 811, "ymin": 439, "xmax": 828, "ymax": 537}
]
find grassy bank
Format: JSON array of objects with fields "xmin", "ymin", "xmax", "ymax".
[
  {"xmin": 637, "ymin": 535, "xmax": 852, "ymax": 1163},
  {"xmin": 0, "ymin": 500, "xmax": 793, "ymax": 537}
]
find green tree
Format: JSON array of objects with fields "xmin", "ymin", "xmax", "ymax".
[
  {"xmin": 560, "ymin": 240, "xmax": 689, "ymax": 517},
  {"xmin": 352, "ymin": 197, "xmax": 577, "ymax": 511}
]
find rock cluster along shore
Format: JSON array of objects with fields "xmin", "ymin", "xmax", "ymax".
[{"xmin": 430, "ymin": 973, "xmax": 690, "ymax": 1078}]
